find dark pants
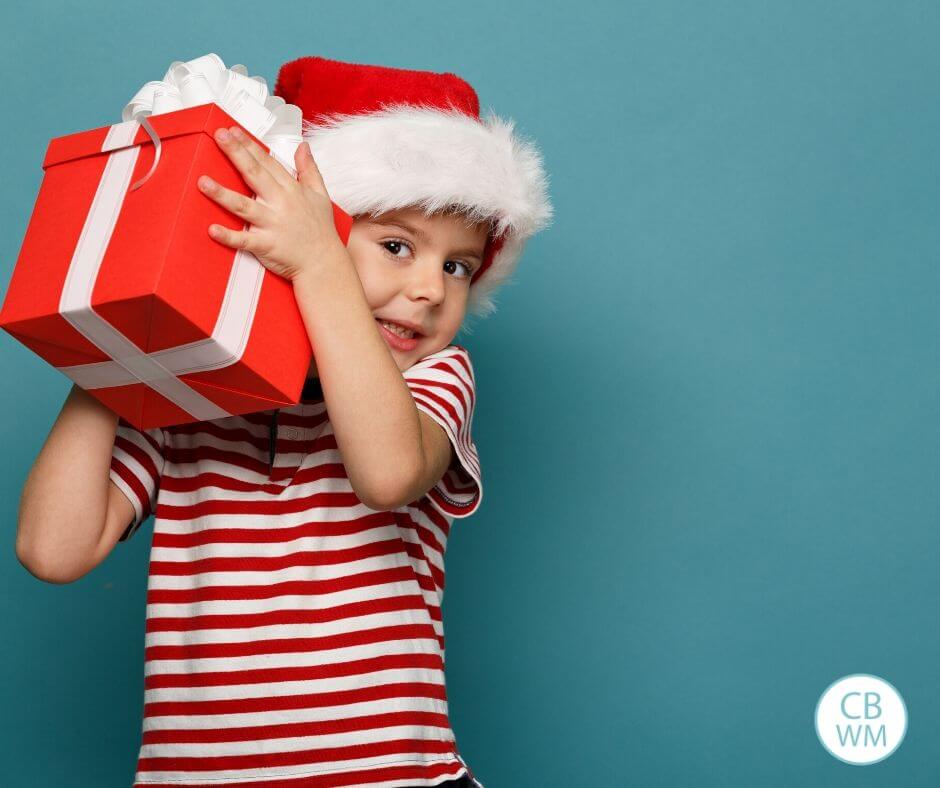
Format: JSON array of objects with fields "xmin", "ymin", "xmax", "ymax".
[{"xmin": 410, "ymin": 775, "xmax": 474, "ymax": 788}]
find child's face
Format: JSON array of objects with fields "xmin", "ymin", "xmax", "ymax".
[{"xmin": 342, "ymin": 207, "xmax": 489, "ymax": 371}]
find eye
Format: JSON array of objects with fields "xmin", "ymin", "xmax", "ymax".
[
  {"xmin": 444, "ymin": 260, "xmax": 474, "ymax": 280},
  {"xmin": 381, "ymin": 239, "xmax": 413, "ymax": 258}
]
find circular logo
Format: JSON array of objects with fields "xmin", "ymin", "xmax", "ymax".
[{"xmin": 815, "ymin": 674, "xmax": 907, "ymax": 765}]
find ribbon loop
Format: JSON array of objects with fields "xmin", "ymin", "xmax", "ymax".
[{"xmin": 129, "ymin": 115, "xmax": 161, "ymax": 192}]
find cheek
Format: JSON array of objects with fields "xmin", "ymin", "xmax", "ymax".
[
  {"xmin": 347, "ymin": 251, "xmax": 389, "ymax": 307},
  {"xmin": 434, "ymin": 290, "xmax": 469, "ymax": 337}
]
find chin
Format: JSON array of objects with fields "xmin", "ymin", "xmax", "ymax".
[
  {"xmin": 422, "ymin": 337, "xmax": 451, "ymax": 356},
  {"xmin": 389, "ymin": 336, "xmax": 450, "ymax": 370}
]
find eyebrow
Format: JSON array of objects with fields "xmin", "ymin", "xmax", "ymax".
[{"xmin": 370, "ymin": 218, "xmax": 484, "ymax": 263}]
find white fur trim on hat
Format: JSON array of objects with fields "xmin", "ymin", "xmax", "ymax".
[{"xmin": 301, "ymin": 105, "xmax": 553, "ymax": 316}]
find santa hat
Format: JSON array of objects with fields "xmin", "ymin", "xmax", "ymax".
[{"xmin": 274, "ymin": 56, "xmax": 553, "ymax": 317}]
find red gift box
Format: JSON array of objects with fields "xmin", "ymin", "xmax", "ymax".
[{"xmin": 0, "ymin": 103, "xmax": 352, "ymax": 429}]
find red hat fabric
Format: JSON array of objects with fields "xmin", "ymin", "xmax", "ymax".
[
  {"xmin": 275, "ymin": 56, "xmax": 481, "ymax": 123},
  {"xmin": 274, "ymin": 55, "xmax": 552, "ymax": 317}
]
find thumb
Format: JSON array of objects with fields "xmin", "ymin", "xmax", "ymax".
[{"xmin": 295, "ymin": 142, "xmax": 326, "ymax": 192}]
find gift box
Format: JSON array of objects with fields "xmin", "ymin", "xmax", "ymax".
[{"xmin": 0, "ymin": 71, "xmax": 353, "ymax": 430}]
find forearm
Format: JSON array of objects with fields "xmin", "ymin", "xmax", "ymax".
[
  {"xmin": 292, "ymin": 244, "xmax": 424, "ymax": 506},
  {"xmin": 17, "ymin": 385, "xmax": 116, "ymax": 570}
]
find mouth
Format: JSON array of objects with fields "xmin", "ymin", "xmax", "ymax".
[
  {"xmin": 375, "ymin": 317, "xmax": 424, "ymax": 351},
  {"xmin": 375, "ymin": 317, "xmax": 424, "ymax": 339}
]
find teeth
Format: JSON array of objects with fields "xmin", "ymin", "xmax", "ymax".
[{"xmin": 379, "ymin": 319, "xmax": 415, "ymax": 339}]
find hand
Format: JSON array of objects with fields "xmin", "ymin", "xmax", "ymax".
[{"xmin": 198, "ymin": 125, "xmax": 345, "ymax": 282}]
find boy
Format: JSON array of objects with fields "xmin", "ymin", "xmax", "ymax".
[{"xmin": 15, "ymin": 56, "xmax": 551, "ymax": 787}]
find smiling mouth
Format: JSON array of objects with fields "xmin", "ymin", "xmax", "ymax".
[{"xmin": 376, "ymin": 318, "xmax": 421, "ymax": 339}]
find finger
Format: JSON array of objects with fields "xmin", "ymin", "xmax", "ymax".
[
  {"xmin": 296, "ymin": 141, "xmax": 328, "ymax": 193},
  {"xmin": 227, "ymin": 126, "xmax": 295, "ymax": 189},
  {"xmin": 215, "ymin": 127, "xmax": 284, "ymax": 197},
  {"xmin": 208, "ymin": 223, "xmax": 265, "ymax": 254},
  {"xmin": 198, "ymin": 176, "xmax": 273, "ymax": 225}
]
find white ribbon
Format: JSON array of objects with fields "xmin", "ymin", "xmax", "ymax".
[{"xmin": 55, "ymin": 54, "xmax": 305, "ymax": 425}]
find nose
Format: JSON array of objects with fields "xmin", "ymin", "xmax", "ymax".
[{"xmin": 405, "ymin": 257, "xmax": 446, "ymax": 306}]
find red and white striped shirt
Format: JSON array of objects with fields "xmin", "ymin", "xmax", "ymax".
[{"xmin": 108, "ymin": 344, "xmax": 484, "ymax": 788}]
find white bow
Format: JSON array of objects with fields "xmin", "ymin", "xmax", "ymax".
[{"xmin": 121, "ymin": 53, "xmax": 303, "ymax": 176}]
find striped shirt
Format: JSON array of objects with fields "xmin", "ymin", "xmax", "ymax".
[{"xmin": 108, "ymin": 344, "xmax": 484, "ymax": 788}]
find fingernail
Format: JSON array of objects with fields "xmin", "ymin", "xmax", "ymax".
[
  {"xmin": 198, "ymin": 176, "xmax": 214, "ymax": 190},
  {"xmin": 215, "ymin": 128, "xmax": 230, "ymax": 143},
  {"xmin": 230, "ymin": 126, "xmax": 246, "ymax": 140}
]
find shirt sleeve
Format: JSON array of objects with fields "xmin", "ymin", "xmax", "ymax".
[
  {"xmin": 402, "ymin": 344, "xmax": 483, "ymax": 518},
  {"xmin": 108, "ymin": 418, "xmax": 166, "ymax": 542}
]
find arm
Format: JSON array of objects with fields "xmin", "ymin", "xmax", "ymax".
[
  {"xmin": 199, "ymin": 128, "xmax": 452, "ymax": 509},
  {"xmin": 292, "ymin": 248, "xmax": 454, "ymax": 509},
  {"xmin": 16, "ymin": 384, "xmax": 138, "ymax": 583}
]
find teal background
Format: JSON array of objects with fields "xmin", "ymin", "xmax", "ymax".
[{"xmin": 1, "ymin": 1, "xmax": 938, "ymax": 785}]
